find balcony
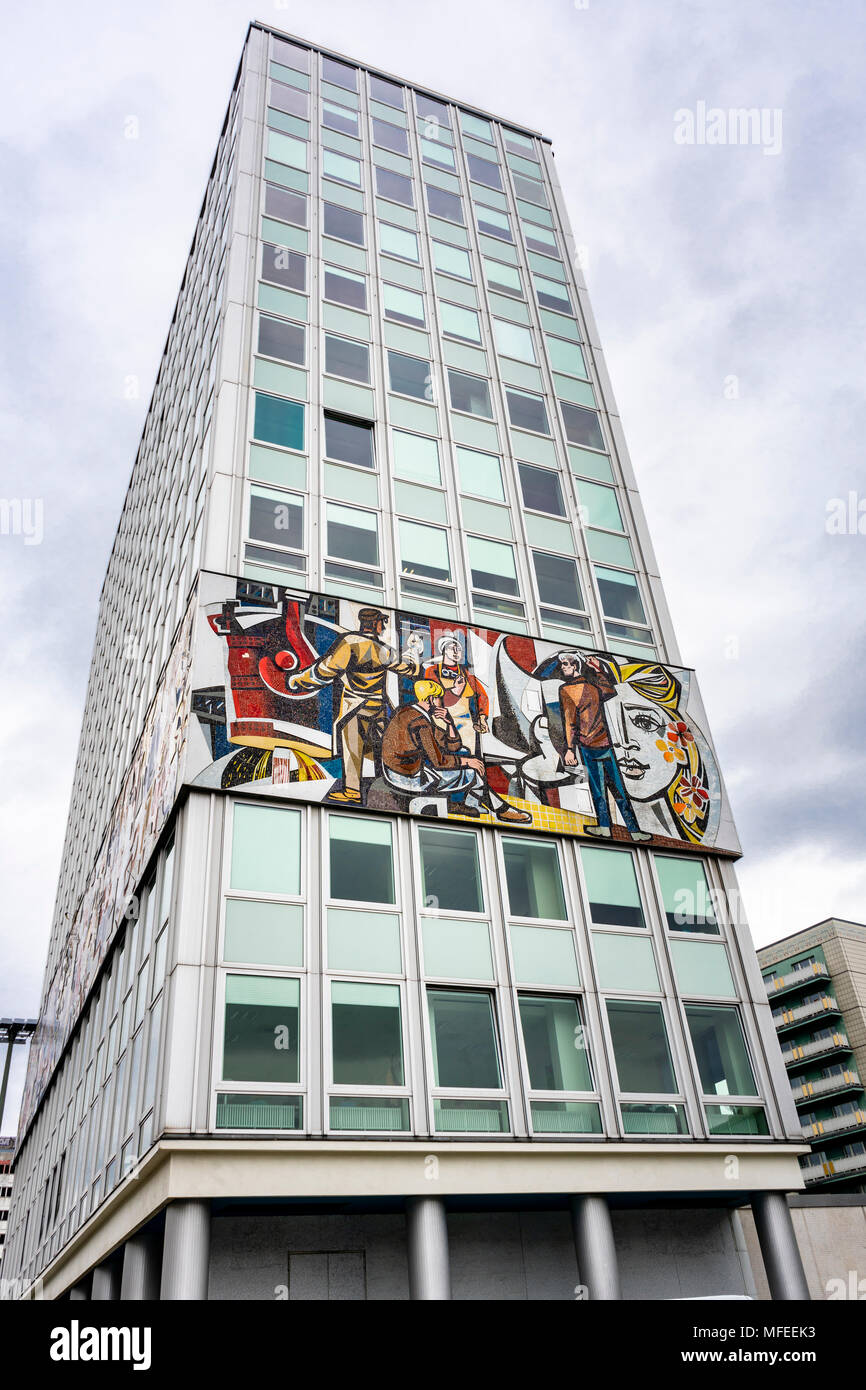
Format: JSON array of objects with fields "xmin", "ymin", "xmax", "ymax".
[
  {"xmin": 790, "ymin": 1069, "xmax": 862, "ymax": 1105},
  {"xmin": 802, "ymin": 1109, "xmax": 866, "ymax": 1142},
  {"xmin": 764, "ymin": 961, "xmax": 829, "ymax": 999},
  {"xmin": 802, "ymin": 1150, "xmax": 866, "ymax": 1185},
  {"xmin": 773, "ymin": 996, "xmax": 841, "ymax": 1033},
  {"xmin": 781, "ymin": 1031, "xmax": 851, "ymax": 1067}
]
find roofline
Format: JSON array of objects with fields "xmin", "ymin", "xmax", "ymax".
[
  {"xmin": 250, "ymin": 18, "xmax": 554, "ymax": 145},
  {"xmin": 756, "ymin": 917, "xmax": 866, "ymax": 958}
]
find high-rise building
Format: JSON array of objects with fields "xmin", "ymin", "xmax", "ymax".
[
  {"xmin": 758, "ymin": 919, "xmax": 866, "ymax": 1192},
  {"xmin": 3, "ymin": 23, "xmax": 811, "ymax": 1302}
]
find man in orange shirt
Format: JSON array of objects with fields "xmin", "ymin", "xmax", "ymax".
[{"xmin": 558, "ymin": 652, "xmax": 651, "ymax": 841}]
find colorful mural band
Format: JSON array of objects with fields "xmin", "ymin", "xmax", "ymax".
[{"xmin": 188, "ymin": 573, "xmax": 734, "ymax": 853}]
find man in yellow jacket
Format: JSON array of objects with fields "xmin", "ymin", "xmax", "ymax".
[{"xmin": 286, "ymin": 608, "xmax": 420, "ymax": 802}]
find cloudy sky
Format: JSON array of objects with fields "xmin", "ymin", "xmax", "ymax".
[{"xmin": 1, "ymin": 0, "xmax": 864, "ymax": 1129}]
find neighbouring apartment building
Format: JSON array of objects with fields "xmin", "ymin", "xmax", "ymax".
[
  {"xmin": 2, "ymin": 22, "xmax": 811, "ymax": 1302},
  {"xmin": 759, "ymin": 919, "xmax": 866, "ymax": 1193}
]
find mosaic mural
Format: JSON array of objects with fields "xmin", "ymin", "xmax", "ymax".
[{"xmin": 186, "ymin": 573, "xmax": 739, "ymax": 854}]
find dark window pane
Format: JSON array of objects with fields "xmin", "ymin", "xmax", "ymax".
[
  {"xmin": 561, "ymin": 402, "xmax": 605, "ymax": 450},
  {"xmin": 519, "ymin": 995, "xmax": 592, "ymax": 1090},
  {"xmin": 327, "ymin": 507, "xmax": 378, "ymax": 567},
  {"xmin": 323, "ymin": 101, "xmax": 358, "ymax": 136},
  {"xmin": 506, "ymin": 389, "xmax": 548, "ymax": 434},
  {"xmin": 596, "ymin": 569, "xmax": 647, "ymax": 624},
  {"xmin": 425, "ymin": 184, "xmax": 463, "ymax": 224},
  {"xmin": 685, "ymin": 1006, "xmax": 757, "ymax": 1097},
  {"xmin": 581, "ymin": 846, "xmax": 644, "ymax": 928},
  {"xmin": 273, "ymin": 38, "xmax": 310, "ymax": 72},
  {"xmin": 323, "ymin": 202, "xmax": 365, "ymax": 246},
  {"xmin": 324, "ymin": 266, "xmax": 366, "ymax": 309},
  {"xmin": 322, "ymin": 56, "xmax": 357, "ymax": 91},
  {"xmin": 518, "ymin": 462, "xmax": 564, "ymax": 515},
  {"xmin": 372, "ymin": 118, "xmax": 409, "ymax": 155},
  {"xmin": 253, "ymin": 394, "xmax": 304, "ymax": 451},
  {"xmin": 269, "ymin": 80, "xmax": 309, "ymax": 119},
  {"xmin": 427, "ymin": 990, "xmax": 500, "ymax": 1088},
  {"xmin": 324, "ymin": 413, "xmax": 374, "ymax": 468},
  {"xmin": 514, "ymin": 172, "xmax": 548, "ymax": 206},
  {"xmin": 370, "ymin": 75, "xmax": 404, "ymax": 109},
  {"xmin": 249, "ymin": 492, "xmax": 303, "ymax": 550},
  {"xmin": 525, "ymin": 226, "xmax": 558, "ymax": 256},
  {"xmin": 477, "ymin": 208, "xmax": 512, "ymax": 241},
  {"xmin": 265, "ymin": 183, "xmax": 308, "ymax": 227},
  {"xmin": 332, "ymin": 984, "xmax": 403, "ymax": 1086},
  {"xmin": 388, "ymin": 351, "xmax": 431, "ymax": 400},
  {"xmin": 607, "ymin": 1000, "xmax": 677, "ymax": 1094},
  {"xmin": 262, "ymin": 243, "xmax": 306, "ymax": 291},
  {"xmin": 258, "ymin": 315, "xmax": 305, "ymax": 365},
  {"xmin": 467, "ymin": 153, "xmax": 502, "ymax": 189},
  {"xmin": 223, "ymin": 976, "xmax": 299, "ymax": 1083},
  {"xmin": 330, "ymin": 818, "xmax": 394, "ymax": 902},
  {"xmin": 532, "ymin": 551, "xmax": 583, "ymax": 611},
  {"xmin": 503, "ymin": 838, "xmax": 566, "ymax": 919},
  {"xmin": 448, "ymin": 369, "xmax": 492, "ymax": 418},
  {"xmin": 376, "ymin": 167, "xmax": 414, "ymax": 206},
  {"xmin": 326, "ymin": 335, "xmax": 369, "ymax": 383},
  {"xmin": 415, "ymin": 92, "xmax": 451, "ymax": 128},
  {"xmin": 419, "ymin": 827, "xmax": 483, "ymax": 912}
]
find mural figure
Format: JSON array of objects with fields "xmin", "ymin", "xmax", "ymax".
[
  {"xmin": 555, "ymin": 651, "xmax": 651, "ymax": 842},
  {"xmin": 285, "ymin": 606, "xmax": 420, "ymax": 802},
  {"xmin": 424, "ymin": 631, "xmax": 489, "ymax": 757},
  {"xmin": 381, "ymin": 678, "xmax": 531, "ymax": 822}
]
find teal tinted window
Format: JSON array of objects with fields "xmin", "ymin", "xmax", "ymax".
[
  {"xmin": 419, "ymin": 826, "xmax": 483, "ymax": 912},
  {"xmin": 502, "ymin": 839, "xmax": 566, "ymax": 919},
  {"xmin": 685, "ymin": 1005, "xmax": 757, "ymax": 1096},
  {"xmin": 253, "ymin": 392, "xmax": 305, "ymax": 451},
  {"xmin": 580, "ymin": 846, "xmax": 644, "ymax": 928},
  {"xmin": 230, "ymin": 804, "xmax": 301, "ymax": 895},
  {"xmin": 331, "ymin": 982, "xmax": 403, "ymax": 1085},
  {"xmin": 518, "ymin": 995, "xmax": 593, "ymax": 1091},
  {"xmin": 329, "ymin": 816, "xmax": 395, "ymax": 903},
  {"xmin": 428, "ymin": 989, "xmax": 500, "ymax": 1087},
  {"xmin": 655, "ymin": 856, "xmax": 719, "ymax": 933},
  {"xmin": 223, "ymin": 975, "xmax": 299, "ymax": 1083}
]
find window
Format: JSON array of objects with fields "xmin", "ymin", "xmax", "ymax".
[
  {"xmin": 223, "ymin": 976, "xmax": 299, "ymax": 1083},
  {"xmin": 607, "ymin": 1000, "xmax": 677, "ymax": 1093},
  {"xmin": 546, "ymin": 336, "xmax": 585, "ymax": 377},
  {"xmin": 467, "ymin": 153, "xmax": 501, "ymax": 189},
  {"xmin": 595, "ymin": 567, "xmax": 648, "ymax": 626},
  {"xmin": 230, "ymin": 804, "xmax": 301, "ymax": 895},
  {"xmin": 518, "ymin": 462, "xmax": 564, "ymax": 516},
  {"xmin": 427, "ymin": 990, "xmax": 500, "ymax": 1087},
  {"xmin": 224, "ymin": 900, "xmax": 303, "ymax": 968},
  {"xmin": 418, "ymin": 826, "xmax": 482, "ymax": 912},
  {"xmin": 399, "ymin": 518, "xmax": 452, "ymax": 587},
  {"xmin": 323, "ymin": 150, "xmax": 362, "ymax": 187},
  {"xmin": 504, "ymin": 127, "xmax": 535, "ymax": 156},
  {"xmin": 432, "ymin": 241, "xmax": 472, "ymax": 279},
  {"xmin": 416, "ymin": 92, "xmax": 451, "ymax": 128},
  {"xmin": 258, "ymin": 315, "xmax": 305, "ymax": 365},
  {"xmin": 326, "ymin": 502, "xmax": 380, "ymax": 569},
  {"xmin": 388, "ymin": 350, "xmax": 432, "ymax": 400},
  {"xmin": 376, "ymin": 167, "xmax": 414, "ymax": 206},
  {"xmin": 265, "ymin": 183, "xmax": 308, "ymax": 227},
  {"xmin": 484, "ymin": 258, "xmax": 521, "ymax": 297},
  {"xmin": 254, "ymin": 393, "xmax": 305, "ymax": 452},
  {"xmin": 372, "ymin": 118, "xmax": 409, "ymax": 155},
  {"xmin": 576, "ymin": 480, "xmax": 623, "ymax": 531},
  {"xmin": 506, "ymin": 388, "xmax": 548, "ymax": 434},
  {"xmin": 379, "ymin": 222, "xmax": 418, "ymax": 261},
  {"xmin": 262, "ymin": 243, "xmax": 306, "ymax": 291},
  {"xmin": 467, "ymin": 536, "xmax": 519, "ymax": 596},
  {"xmin": 331, "ymin": 982, "xmax": 403, "ymax": 1087},
  {"xmin": 425, "ymin": 184, "xmax": 463, "ymax": 224},
  {"xmin": 270, "ymin": 81, "xmax": 309, "ymax": 120},
  {"xmin": 323, "ymin": 202, "xmax": 365, "ymax": 246},
  {"xmin": 655, "ymin": 856, "xmax": 719, "ymax": 934},
  {"xmin": 493, "ymin": 320, "xmax": 535, "ymax": 364},
  {"xmin": 685, "ymin": 1006, "xmax": 758, "ymax": 1096},
  {"xmin": 322, "ymin": 56, "xmax": 357, "ymax": 91},
  {"xmin": 391, "ymin": 429, "xmax": 441, "ymax": 485},
  {"xmin": 532, "ymin": 551, "xmax": 584, "ymax": 612},
  {"xmin": 422, "ymin": 919, "xmax": 493, "ymax": 979},
  {"xmin": 561, "ymin": 402, "xmax": 605, "ymax": 451},
  {"xmin": 448, "ymin": 369, "xmax": 492, "ymax": 418},
  {"xmin": 476, "ymin": 206, "xmax": 512, "ymax": 241},
  {"xmin": 421, "ymin": 137, "xmax": 455, "ymax": 171},
  {"xmin": 249, "ymin": 486, "xmax": 304, "ymax": 552},
  {"xmin": 323, "ymin": 265, "xmax": 367, "ymax": 310},
  {"xmin": 325, "ymin": 335, "xmax": 369, "ymax": 384},
  {"xmin": 461, "ymin": 111, "xmax": 492, "ymax": 142},
  {"xmin": 580, "ymin": 846, "xmax": 644, "ymax": 928},
  {"xmin": 534, "ymin": 274, "xmax": 570, "ymax": 313},
  {"xmin": 328, "ymin": 909, "xmax": 402, "ymax": 973},
  {"xmin": 524, "ymin": 221, "xmax": 558, "ymax": 256},
  {"xmin": 593, "ymin": 933, "xmax": 659, "ymax": 993},
  {"xmin": 329, "ymin": 816, "xmax": 394, "ymax": 903},
  {"xmin": 503, "ymin": 838, "xmax": 566, "ymax": 919},
  {"xmin": 457, "ymin": 446, "xmax": 504, "ymax": 500},
  {"xmin": 515, "ymin": 172, "xmax": 548, "ymax": 206},
  {"xmin": 324, "ymin": 412, "xmax": 374, "ymax": 468},
  {"xmin": 370, "ymin": 74, "xmax": 404, "ymax": 108},
  {"xmin": 323, "ymin": 99, "xmax": 358, "ymax": 137},
  {"xmin": 382, "ymin": 283, "xmax": 425, "ymax": 326},
  {"xmin": 440, "ymin": 302, "xmax": 481, "ymax": 343},
  {"xmin": 519, "ymin": 996, "xmax": 593, "ymax": 1090}
]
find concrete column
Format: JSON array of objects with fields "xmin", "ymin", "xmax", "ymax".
[
  {"xmin": 160, "ymin": 1199, "xmax": 211, "ymax": 1300},
  {"xmin": 751, "ymin": 1192, "xmax": 811, "ymax": 1301},
  {"xmin": 406, "ymin": 1196, "xmax": 451, "ymax": 1300},
  {"xmin": 69, "ymin": 1280, "xmax": 90, "ymax": 1301},
  {"xmin": 90, "ymin": 1260, "xmax": 121, "ymax": 1301},
  {"xmin": 121, "ymin": 1228, "xmax": 162, "ymax": 1301},
  {"xmin": 571, "ymin": 1195, "xmax": 621, "ymax": 1301}
]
